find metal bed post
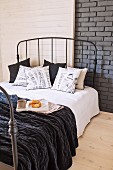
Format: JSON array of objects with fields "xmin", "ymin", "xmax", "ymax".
[
  {"xmin": 75, "ymin": 39, "xmax": 97, "ymax": 88},
  {"xmin": 38, "ymin": 38, "xmax": 40, "ymax": 66},
  {"xmin": 93, "ymin": 45, "xmax": 97, "ymax": 87},
  {"xmin": 81, "ymin": 41, "xmax": 83, "ymax": 68},
  {"xmin": 26, "ymin": 41, "xmax": 27, "ymax": 59},
  {"xmin": 17, "ymin": 44, "xmax": 19, "ymax": 63},
  {"xmin": 66, "ymin": 39, "xmax": 68, "ymax": 68},
  {"xmin": 51, "ymin": 38, "xmax": 53, "ymax": 63},
  {"xmin": 0, "ymin": 86, "xmax": 18, "ymax": 170}
]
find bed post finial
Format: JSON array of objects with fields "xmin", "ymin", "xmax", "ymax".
[{"xmin": 0, "ymin": 86, "xmax": 18, "ymax": 170}]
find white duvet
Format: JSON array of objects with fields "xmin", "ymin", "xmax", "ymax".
[{"xmin": 0, "ymin": 82, "xmax": 99, "ymax": 137}]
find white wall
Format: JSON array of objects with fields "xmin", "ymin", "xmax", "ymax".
[
  {"xmin": 0, "ymin": 63, "xmax": 2, "ymax": 82},
  {"xmin": 0, "ymin": 24, "xmax": 2, "ymax": 82},
  {"xmin": 0, "ymin": 0, "xmax": 75, "ymax": 81}
]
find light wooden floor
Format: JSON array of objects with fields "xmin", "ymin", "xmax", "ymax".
[
  {"xmin": 69, "ymin": 112, "xmax": 113, "ymax": 170},
  {"xmin": 1, "ymin": 112, "xmax": 113, "ymax": 170}
]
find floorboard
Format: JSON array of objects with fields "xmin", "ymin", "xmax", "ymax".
[{"xmin": 69, "ymin": 112, "xmax": 113, "ymax": 170}]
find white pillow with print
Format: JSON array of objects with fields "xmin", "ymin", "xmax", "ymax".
[
  {"xmin": 13, "ymin": 65, "xmax": 31, "ymax": 87},
  {"xmin": 52, "ymin": 67, "xmax": 81, "ymax": 93},
  {"xmin": 26, "ymin": 66, "xmax": 51, "ymax": 90},
  {"xmin": 68, "ymin": 67, "xmax": 88, "ymax": 90}
]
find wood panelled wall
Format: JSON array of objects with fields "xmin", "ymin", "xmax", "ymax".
[{"xmin": 0, "ymin": 0, "xmax": 75, "ymax": 81}]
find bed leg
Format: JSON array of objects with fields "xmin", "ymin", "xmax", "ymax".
[
  {"xmin": 0, "ymin": 86, "xmax": 18, "ymax": 170},
  {"xmin": 9, "ymin": 119, "xmax": 18, "ymax": 170}
]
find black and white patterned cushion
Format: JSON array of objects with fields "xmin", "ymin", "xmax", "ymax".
[
  {"xmin": 43, "ymin": 60, "xmax": 66, "ymax": 85},
  {"xmin": 25, "ymin": 66, "xmax": 51, "ymax": 90},
  {"xmin": 13, "ymin": 65, "xmax": 31, "ymax": 87},
  {"xmin": 52, "ymin": 67, "xmax": 81, "ymax": 93},
  {"xmin": 8, "ymin": 58, "xmax": 30, "ymax": 83},
  {"xmin": 68, "ymin": 67, "xmax": 88, "ymax": 90}
]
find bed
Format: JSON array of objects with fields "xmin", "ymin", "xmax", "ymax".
[{"xmin": 0, "ymin": 37, "xmax": 100, "ymax": 170}]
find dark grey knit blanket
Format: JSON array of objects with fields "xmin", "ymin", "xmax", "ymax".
[{"xmin": 0, "ymin": 92, "xmax": 78, "ymax": 170}]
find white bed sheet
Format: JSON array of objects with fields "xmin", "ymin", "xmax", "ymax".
[{"xmin": 0, "ymin": 82, "xmax": 99, "ymax": 137}]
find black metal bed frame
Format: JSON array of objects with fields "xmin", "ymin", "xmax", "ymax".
[
  {"xmin": 0, "ymin": 37, "xmax": 98, "ymax": 170},
  {"xmin": 17, "ymin": 37, "xmax": 97, "ymax": 87}
]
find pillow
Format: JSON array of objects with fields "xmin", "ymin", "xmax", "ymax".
[
  {"xmin": 76, "ymin": 68, "xmax": 88, "ymax": 90},
  {"xmin": 13, "ymin": 65, "xmax": 43, "ymax": 87},
  {"xmin": 13, "ymin": 65, "xmax": 31, "ymax": 87},
  {"xmin": 8, "ymin": 58, "xmax": 30, "ymax": 83},
  {"xmin": 68, "ymin": 67, "xmax": 88, "ymax": 90},
  {"xmin": 43, "ymin": 60, "xmax": 66, "ymax": 85},
  {"xmin": 25, "ymin": 66, "xmax": 51, "ymax": 90},
  {"xmin": 52, "ymin": 67, "xmax": 81, "ymax": 93}
]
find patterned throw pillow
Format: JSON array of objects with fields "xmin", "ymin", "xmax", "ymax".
[
  {"xmin": 43, "ymin": 60, "xmax": 66, "ymax": 85},
  {"xmin": 13, "ymin": 65, "xmax": 31, "ymax": 87},
  {"xmin": 8, "ymin": 58, "xmax": 30, "ymax": 83},
  {"xmin": 25, "ymin": 66, "xmax": 51, "ymax": 90},
  {"xmin": 68, "ymin": 67, "xmax": 88, "ymax": 90},
  {"xmin": 52, "ymin": 67, "xmax": 81, "ymax": 93}
]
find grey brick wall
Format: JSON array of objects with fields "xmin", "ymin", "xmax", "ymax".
[{"xmin": 75, "ymin": 0, "xmax": 113, "ymax": 113}]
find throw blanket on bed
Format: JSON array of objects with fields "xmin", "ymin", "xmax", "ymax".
[{"xmin": 0, "ymin": 92, "xmax": 78, "ymax": 170}]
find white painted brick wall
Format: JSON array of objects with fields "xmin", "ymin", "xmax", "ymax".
[{"xmin": 0, "ymin": 0, "xmax": 75, "ymax": 81}]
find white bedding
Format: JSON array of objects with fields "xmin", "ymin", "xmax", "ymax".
[{"xmin": 0, "ymin": 82, "xmax": 99, "ymax": 137}]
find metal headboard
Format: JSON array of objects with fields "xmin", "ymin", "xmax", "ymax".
[
  {"xmin": 16, "ymin": 37, "xmax": 97, "ymax": 87},
  {"xmin": 17, "ymin": 37, "xmax": 75, "ymax": 66},
  {"xmin": 74, "ymin": 39, "xmax": 97, "ymax": 87}
]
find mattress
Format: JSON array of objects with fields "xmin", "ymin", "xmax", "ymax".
[{"xmin": 0, "ymin": 81, "xmax": 100, "ymax": 137}]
